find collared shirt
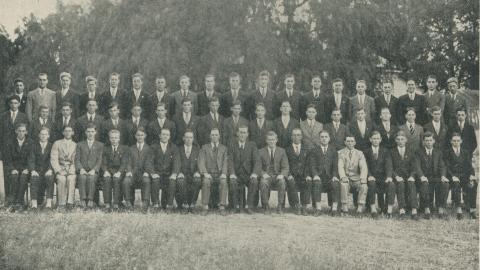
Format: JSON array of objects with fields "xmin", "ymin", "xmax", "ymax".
[
  {"xmin": 16, "ymin": 92, "xmax": 23, "ymax": 100},
  {"xmin": 382, "ymin": 121, "xmax": 391, "ymax": 132},
  {"xmin": 88, "ymin": 91, "xmax": 95, "ymax": 99},
  {"xmin": 10, "ymin": 110, "xmax": 17, "ymax": 122},
  {"xmin": 132, "ymin": 117, "xmax": 140, "ymax": 127},
  {"xmin": 181, "ymin": 89, "xmax": 189, "ymax": 97},
  {"xmin": 205, "ymin": 89, "xmax": 214, "ymax": 99},
  {"xmin": 257, "ymin": 118, "xmax": 264, "ymax": 128},
  {"xmin": 293, "ymin": 143, "xmax": 301, "ymax": 154},
  {"xmin": 432, "ymin": 120, "xmax": 441, "ymax": 134},
  {"xmin": 211, "ymin": 142, "xmax": 219, "ymax": 151},
  {"xmin": 61, "ymin": 88, "xmax": 69, "ymax": 97},
  {"xmin": 286, "ymin": 89, "xmax": 293, "ymax": 98},
  {"xmin": 458, "ymin": 121, "xmax": 465, "ymax": 130},
  {"xmin": 137, "ymin": 143, "xmax": 144, "ymax": 152},
  {"xmin": 87, "ymin": 113, "xmax": 96, "ymax": 122},
  {"xmin": 63, "ymin": 116, "xmax": 70, "ymax": 126},
  {"xmin": 134, "ymin": 89, "xmax": 142, "ymax": 101},
  {"xmin": 110, "ymin": 87, "xmax": 118, "ymax": 98},
  {"xmin": 425, "ymin": 147, "xmax": 433, "ymax": 156},
  {"xmin": 313, "ymin": 89, "xmax": 320, "ymax": 98},
  {"xmin": 40, "ymin": 141, "xmax": 47, "ymax": 153},
  {"xmin": 232, "ymin": 115, "xmax": 239, "ymax": 125},
  {"xmin": 156, "ymin": 90, "xmax": 165, "ymax": 101},
  {"xmin": 358, "ymin": 94, "xmax": 365, "ymax": 105},
  {"xmin": 357, "ymin": 120, "xmax": 366, "ymax": 136},
  {"xmin": 39, "ymin": 118, "xmax": 48, "ymax": 125},
  {"xmin": 451, "ymin": 93, "xmax": 457, "ymax": 100},
  {"xmin": 239, "ymin": 141, "xmax": 245, "ymax": 149},
  {"xmin": 268, "ymin": 147, "xmax": 276, "ymax": 159},
  {"xmin": 231, "ymin": 89, "xmax": 238, "ymax": 100},
  {"xmin": 112, "ymin": 144, "xmax": 118, "ymax": 153},
  {"xmin": 160, "ymin": 142, "xmax": 168, "ymax": 153},
  {"xmin": 183, "ymin": 112, "xmax": 191, "ymax": 123},
  {"xmin": 428, "ymin": 90, "xmax": 435, "ymax": 97},
  {"xmin": 409, "ymin": 122, "xmax": 415, "ymax": 133},
  {"xmin": 453, "ymin": 147, "xmax": 460, "ymax": 155},
  {"xmin": 17, "ymin": 138, "xmax": 25, "ymax": 147},
  {"xmin": 308, "ymin": 119, "xmax": 315, "ymax": 128},
  {"xmin": 157, "ymin": 117, "xmax": 165, "ymax": 128},
  {"xmin": 321, "ymin": 145, "xmax": 328, "ymax": 154},
  {"xmin": 372, "ymin": 146, "xmax": 379, "ymax": 159},
  {"xmin": 87, "ymin": 139, "xmax": 94, "ymax": 149},
  {"xmin": 259, "ymin": 87, "xmax": 267, "ymax": 98},
  {"xmin": 210, "ymin": 112, "xmax": 219, "ymax": 122},
  {"xmin": 409, "ymin": 93, "xmax": 415, "ymax": 100},
  {"xmin": 112, "ymin": 118, "xmax": 119, "ymax": 127},
  {"xmin": 334, "ymin": 93, "xmax": 342, "ymax": 108},
  {"xmin": 184, "ymin": 145, "xmax": 192, "ymax": 157},
  {"xmin": 384, "ymin": 94, "xmax": 391, "ymax": 104},
  {"xmin": 281, "ymin": 115, "xmax": 290, "ymax": 128},
  {"xmin": 398, "ymin": 146, "xmax": 406, "ymax": 157},
  {"xmin": 333, "ymin": 121, "xmax": 340, "ymax": 131}
]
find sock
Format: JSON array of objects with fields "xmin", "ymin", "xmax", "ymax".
[
  {"xmin": 438, "ymin": 207, "xmax": 444, "ymax": 214},
  {"xmin": 399, "ymin": 208, "xmax": 405, "ymax": 214},
  {"xmin": 387, "ymin": 205, "xmax": 393, "ymax": 214},
  {"xmin": 370, "ymin": 204, "xmax": 377, "ymax": 213},
  {"xmin": 456, "ymin": 207, "xmax": 462, "ymax": 214},
  {"xmin": 46, "ymin": 199, "xmax": 52, "ymax": 208},
  {"xmin": 332, "ymin": 202, "xmax": 338, "ymax": 211},
  {"xmin": 424, "ymin": 208, "xmax": 430, "ymax": 214},
  {"xmin": 31, "ymin": 200, "xmax": 37, "ymax": 208},
  {"xmin": 342, "ymin": 205, "xmax": 348, "ymax": 212},
  {"xmin": 412, "ymin": 208, "xmax": 417, "ymax": 215}
]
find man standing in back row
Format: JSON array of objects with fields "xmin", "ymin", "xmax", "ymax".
[{"xmin": 26, "ymin": 73, "xmax": 56, "ymax": 122}]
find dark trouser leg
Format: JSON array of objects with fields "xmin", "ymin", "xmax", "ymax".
[
  {"xmin": 259, "ymin": 177, "xmax": 270, "ymax": 207},
  {"xmin": 229, "ymin": 177, "xmax": 239, "ymax": 208},
  {"xmin": 218, "ymin": 177, "xmax": 228, "ymax": 207},
  {"xmin": 45, "ymin": 175, "xmax": 54, "ymax": 199},
  {"xmin": 386, "ymin": 182, "xmax": 396, "ymax": 206},
  {"xmin": 151, "ymin": 177, "xmax": 161, "ymax": 206},
  {"xmin": 286, "ymin": 177, "xmax": 299, "ymax": 208},
  {"xmin": 103, "ymin": 176, "xmax": 112, "ymax": 205},
  {"xmin": 367, "ymin": 181, "xmax": 376, "ymax": 207},
  {"xmin": 122, "ymin": 176, "xmax": 132, "ymax": 203},
  {"xmin": 78, "ymin": 174, "xmax": 87, "ymax": 201},
  {"xmin": 419, "ymin": 181, "xmax": 429, "ymax": 210},
  {"xmin": 112, "ymin": 177, "xmax": 122, "ymax": 205},
  {"xmin": 299, "ymin": 181, "xmax": 311, "ymax": 206},
  {"xmin": 450, "ymin": 181, "xmax": 462, "ymax": 207},
  {"xmin": 201, "ymin": 177, "xmax": 212, "ymax": 206},
  {"xmin": 464, "ymin": 181, "xmax": 478, "ymax": 210},
  {"xmin": 16, "ymin": 173, "xmax": 29, "ymax": 206},
  {"xmin": 436, "ymin": 182, "xmax": 449, "ymax": 208},
  {"xmin": 428, "ymin": 182, "xmax": 436, "ymax": 209},
  {"xmin": 247, "ymin": 177, "xmax": 258, "ymax": 209},
  {"xmin": 311, "ymin": 180, "xmax": 320, "ymax": 208},
  {"xmin": 166, "ymin": 176, "xmax": 176, "ymax": 207},
  {"xmin": 30, "ymin": 175, "xmax": 41, "ymax": 201},
  {"xmin": 36, "ymin": 176, "xmax": 46, "ymax": 205},
  {"xmin": 395, "ymin": 181, "xmax": 406, "ymax": 209},
  {"xmin": 87, "ymin": 174, "xmax": 98, "ymax": 201},
  {"xmin": 5, "ymin": 173, "xmax": 14, "ymax": 205},
  {"xmin": 330, "ymin": 180, "xmax": 340, "ymax": 204},
  {"xmin": 276, "ymin": 177, "xmax": 286, "ymax": 206},
  {"xmin": 176, "ymin": 176, "xmax": 186, "ymax": 206},
  {"xmin": 141, "ymin": 176, "xmax": 151, "ymax": 206},
  {"xmin": 190, "ymin": 176, "xmax": 201, "ymax": 206}
]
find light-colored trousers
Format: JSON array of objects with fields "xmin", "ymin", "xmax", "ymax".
[
  {"xmin": 57, "ymin": 174, "xmax": 76, "ymax": 206},
  {"xmin": 340, "ymin": 180, "xmax": 368, "ymax": 206}
]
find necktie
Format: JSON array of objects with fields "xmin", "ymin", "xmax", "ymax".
[
  {"xmin": 42, "ymin": 119, "xmax": 46, "ymax": 126},
  {"xmin": 41, "ymin": 144, "xmax": 45, "ymax": 155},
  {"xmin": 63, "ymin": 118, "xmax": 67, "ymax": 127},
  {"xmin": 335, "ymin": 95, "xmax": 340, "ymax": 108},
  {"xmin": 374, "ymin": 149, "xmax": 378, "ymax": 160},
  {"xmin": 359, "ymin": 96, "xmax": 364, "ymax": 107},
  {"xmin": 349, "ymin": 150, "xmax": 353, "ymax": 160},
  {"xmin": 232, "ymin": 90, "xmax": 237, "ymax": 101},
  {"xmin": 113, "ymin": 146, "xmax": 117, "ymax": 158},
  {"xmin": 455, "ymin": 148, "xmax": 460, "ymax": 156},
  {"xmin": 186, "ymin": 148, "xmax": 191, "ymax": 158},
  {"xmin": 295, "ymin": 145, "xmax": 299, "ymax": 155},
  {"xmin": 270, "ymin": 149, "xmax": 274, "ymax": 162},
  {"xmin": 410, "ymin": 124, "xmax": 415, "ymax": 135},
  {"xmin": 261, "ymin": 89, "xmax": 266, "ymax": 98},
  {"xmin": 135, "ymin": 118, "xmax": 139, "ymax": 128},
  {"xmin": 400, "ymin": 148, "xmax": 404, "ymax": 158},
  {"xmin": 89, "ymin": 116, "xmax": 93, "ymax": 122},
  {"xmin": 11, "ymin": 111, "xmax": 16, "ymax": 123},
  {"xmin": 214, "ymin": 114, "xmax": 218, "ymax": 123},
  {"xmin": 334, "ymin": 122, "xmax": 338, "ymax": 132}
]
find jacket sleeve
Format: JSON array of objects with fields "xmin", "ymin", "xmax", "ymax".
[
  {"xmin": 338, "ymin": 152, "xmax": 347, "ymax": 179},
  {"xmin": 221, "ymin": 148, "xmax": 229, "ymax": 175},
  {"xmin": 93, "ymin": 143, "xmax": 104, "ymax": 172},
  {"xmin": 28, "ymin": 146, "xmax": 36, "ymax": 172},
  {"xmin": 26, "ymin": 92, "xmax": 33, "ymax": 122},
  {"xmin": 119, "ymin": 147, "xmax": 129, "ymax": 173},
  {"xmin": 74, "ymin": 144, "xmax": 83, "ymax": 172},
  {"xmin": 197, "ymin": 146, "xmax": 207, "ymax": 175},
  {"xmin": 172, "ymin": 147, "xmax": 181, "ymax": 175},
  {"xmin": 227, "ymin": 147, "xmax": 236, "ymax": 176},
  {"xmin": 280, "ymin": 150, "xmax": 289, "ymax": 177},
  {"xmin": 50, "ymin": 142, "xmax": 62, "ymax": 173},
  {"xmin": 359, "ymin": 152, "xmax": 368, "ymax": 181},
  {"xmin": 145, "ymin": 148, "xmax": 155, "ymax": 174}
]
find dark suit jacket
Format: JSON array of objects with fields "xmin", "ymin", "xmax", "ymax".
[
  {"xmin": 248, "ymin": 119, "xmax": 274, "ymax": 149},
  {"xmin": 228, "ymin": 141, "xmax": 258, "ymax": 177},
  {"xmin": 176, "ymin": 145, "xmax": 200, "ymax": 176},
  {"xmin": 390, "ymin": 147, "xmax": 416, "ymax": 179},
  {"xmin": 398, "ymin": 123, "xmax": 424, "ymax": 151},
  {"xmin": 397, "ymin": 93, "xmax": 428, "ymax": 125},
  {"xmin": 4, "ymin": 138, "xmax": 33, "ymax": 171},
  {"xmin": 171, "ymin": 90, "xmax": 198, "ymax": 117},
  {"xmin": 30, "ymin": 118, "xmax": 54, "ymax": 142},
  {"xmin": 273, "ymin": 117, "xmax": 300, "ymax": 148},
  {"xmin": 273, "ymin": 89, "xmax": 302, "ymax": 120},
  {"xmin": 348, "ymin": 120, "xmax": 373, "ymax": 152},
  {"xmin": 197, "ymin": 90, "xmax": 219, "ymax": 117},
  {"xmin": 246, "ymin": 88, "xmax": 275, "ymax": 120},
  {"xmin": 219, "ymin": 90, "xmax": 248, "ymax": 118},
  {"xmin": 323, "ymin": 122, "xmax": 349, "ymax": 151},
  {"xmin": 222, "ymin": 116, "xmax": 249, "ymax": 147},
  {"xmin": 128, "ymin": 144, "xmax": 154, "ymax": 175},
  {"xmin": 99, "ymin": 118, "xmax": 128, "ymax": 145},
  {"xmin": 146, "ymin": 118, "xmax": 176, "ymax": 146},
  {"xmin": 52, "ymin": 117, "xmax": 77, "ymax": 142},
  {"xmin": 424, "ymin": 90, "xmax": 445, "ymax": 114},
  {"xmin": 325, "ymin": 93, "xmax": 349, "ymax": 124},
  {"xmin": 364, "ymin": 147, "xmax": 392, "ymax": 180},
  {"xmin": 149, "ymin": 91, "xmax": 173, "ymax": 119},
  {"xmin": 28, "ymin": 141, "xmax": 52, "ymax": 174},
  {"xmin": 423, "ymin": 121, "xmax": 448, "ymax": 150},
  {"xmin": 78, "ymin": 91, "xmax": 101, "ymax": 116},
  {"xmin": 197, "ymin": 113, "xmax": 224, "ymax": 146},
  {"xmin": 152, "ymin": 143, "xmax": 180, "ymax": 175},
  {"xmin": 374, "ymin": 122, "xmax": 398, "ymax": 149},
  {"xmin": 55, "ymin": 89, "xmax": 79, "ymax": 119},
  {"xmin": 0, "ymin": 110, "xmax": 28, "ymax": 145},
  {"xmin": 4, "ymin": 93, "xmax": 27, "ymax": 113},
  {"xmin": 415, "ymin": 147, "xmax": 446, "ymax": 181},
  {"xmin": 447, "ymin": 121, "xmax": 477, "ymax": 153},
  {"xmin": 125, "ymin": 117, "xmax": 149, "ymax": 146},
  {"xmin": 374, "ymin": 94, "xmax": 398, "ymax": 125},
  {"xmin": 285, "ymin": 144, "xmax": 309, "ymax": 177},
  {"xmin": 98, "ymin": 89, "xmax": 126, "ymax": 117},
  {"xmin": 307, "ymin": 145, "xmax": 338, "ymax": 179},
  {"xmin": 256, "ymin": 147, "xmax": 289, "ymax": 177},
  {"xmin": 444, "ymin": 93, "xmax": 468, "ymax": 126},
  {"xmin": 198, "ymin": 143, "xmax": 228, "ymax": 175},
  {"xmin": 75, "ymin": 140, "xmax": 104, "ymax": 172},
  {"xmin": 123, "ymin": 90, "xmax": 151, "ymax": 119},
  {"xmin": 101, "ymin": 144, "xmax": 129, "ymax": 174},
  {"xmin": 349, "ymin": 94, "xmax": 376, "ymax": 123},
  {"xmin": 444, "ymin": 147, "xmax": 473, "ymax": 179},
  {"xmin": 75, "ymin": 114, "xmax": 104, "ymax": 142},
  {"xmin": 172, "ymin": 114, "xmax": 200, "ymax": 146},
  {"xmin": 299, "ymin": 91, "xmax": 327, "ymax": 123}
]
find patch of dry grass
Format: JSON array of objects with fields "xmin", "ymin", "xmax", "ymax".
[{"xmin": 0, "ymin": 211, "xmax": 478, "ymax": 270}]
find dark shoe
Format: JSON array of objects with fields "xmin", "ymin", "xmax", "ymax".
[
  {"xmin": 386, "ymin": 213, "xmax": 392, "ymax": 219},
  {"xmin": 295, "ymin": 207, "xmax": 301, "ymax": 215},
  {"xmin": 201, "ymin": 208, "xmax": 208, "ymax": 216},
  {"xmin": 235, "ymin": 207, "xmax": 241, "ymax": 214},
  {"xmin": 219, "ymin": 207, "xmax": 227, "ymax": 216},
  {"xmin": 330, "ymin": 210, "xmax": 339, "ymax": 217},
  {"xmin": 141, "ymin": 206, "xmax": 148, "ymax": 214},
  {"xmin": 301, "ymin": 207, "xmax": 307, "ymax": 216},
  {"xmin": 456, "ymin": 213, "xmax": 463, "ymax": 220},
  {"xmin": 424, "ymin": 213, "xmax": 431, "ymax": 220},
  {"xmin": 399, "ymin": 213, "xmax": 406, "ymax": 220},
  {"xmin": 112, "ymin": 204, "xmax": 119, "ymax": 211},
  {"xmin": 277, "ymin": 206, "xmax": 283, "ymax": 215},
  {"xmin": 371, "ymin": 212, "xmax": 379, "ymax": 220},
  {"xmin": 411, "ymin": 214, "xmax": 419, "ymax": 221},
  {"xmin": 263, "ymin": 206, "xmax": 270, "ymax": 215},
  {"xmin": 470, "ymin": 211, "xmax": 478, "ymax": 220},
  {"xmin": 439, "ymin": 213, "xmax": 449, "ymax": 220}
]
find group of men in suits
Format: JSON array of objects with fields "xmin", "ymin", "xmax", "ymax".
[{"xmin": 0, "ymin": 71, "xmax": 477, "ymax": 219}]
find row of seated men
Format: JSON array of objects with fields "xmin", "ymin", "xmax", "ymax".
[{"xmin": 2, "ymin": 112, "xmax": 478, "ymax": 220}]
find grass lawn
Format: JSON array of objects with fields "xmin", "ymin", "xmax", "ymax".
[{"xmin": 0, "ymin": 210, "xmax": 478, "ymax": 270}]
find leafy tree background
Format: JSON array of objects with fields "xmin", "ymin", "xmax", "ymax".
[{"xmin": 0, "ymin": 0, "xmax": 478, "ymax": 97}]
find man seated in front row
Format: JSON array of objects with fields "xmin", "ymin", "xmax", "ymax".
[{"xmin": 285, "ymin": 128, "xmax": 309, "ymax": 215}]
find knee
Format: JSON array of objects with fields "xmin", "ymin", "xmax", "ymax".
[
  {"xmin": 202, "ymin": 177, "xmax": 211, "ymax": 187},
  {"xmin": 169, "ymin": 177, "xmax": 177, "ymax": 186},
  {"xmin": 219, "ymin": 178, "xmax": 227, "ymax": 187},
  {"xmin": 176, "ymin": 177, "xmax": 185, "ymax": 187},
  {"xmin": 112, "ymin": 176, "xmax": 122, "ymax": 184},
  {"xmin": 123, "ymin": 177, "xmax": 132, "ymax": 186},
  {"xmin": 286, "ymin": 177, "xmax": 296, "ymax": 187},
  {"xmin": 259, "ymin": 178, "xmax": 269, "ymax": 189},
  {"xmin": 56, "ymin": 175, "xmax": 66, "ymax": 184},
  {"xmin": 143, "ymin": 176, "xmax": 151, "ymax": 185},
  {"xmin": 367, "ymin": 181, "xmax": 376, "ymax": 189},
  {"xmin": 249, "ymin": 177, "xmax": 258, "ymax": 186},
  {"xmin": 360, "ymin": 183, "xmax": 368, "ymax": 193},
  {"xmin": 278, "ymin": 178, "xmax": 286, "ymax": 189}
]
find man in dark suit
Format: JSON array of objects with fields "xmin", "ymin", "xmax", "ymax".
[
  {"xmin": 149, "ymin": 76, "xmax": 173, "ymax": 118},
  {"xmin": 28, "ymin": 127, "xmax": 54, "ymax": 210},
  {"xmin": 151, "ymin": 128, "xmax": 180, "ymax": 212},
  {"xmin": 222, "ymin": 100, "xmax": 249, "ymax": 147},
  {"xmin": 325, "ymin": 78, "xmax": 349, "ymax": 124},
  {"xmin": 397, "ymin": 79, "xmax": 428, "ymax": 125},
  {"xmin": 75, "ymin": 124, "xmax": 104, "ymax": 208},
  {"xmin": 122, "ymin": 73, "xmax": 151, "ymax": 119},
  {"xmin": 101, "ymin": 129, "xmax": 129, "ymax": 211},
  {"xmin": 170, "ymin": 75, "xmax": 198, "ymax": 117},
  {"xmin": 415, "ymin": 132, "xmax": 448, "ymax": 219},
  {"xmin": 308, "ymin": 130, "xmax": 340, "ymax": 215},
  {"xmin": 273, "ymin": 73, "xmax": 302, "ymax": 120},
  {"xmin": 78, "ymin": 76, "xmax": 101, "ymax": 116},
  {"xmin": 1, "ymin": 96, "xmax": 29, "ymax": 149},
  {"xmin": 389, "ymin": 131, "xmax": 419, "ymax": 219},
  {"xmin": 99, "ymin": 102, "xmax": 127, "ymax": 145},
  {"xmin": 424, "ymin": 75, "xmax": 445, "ymax": 117},
  {"xmin": 423, "ymin": 106, "xmax": 448, "ymax": 150},
  {"xmin": 257, "ymin": 131, "xmax": 289, "ymax": 214},
  {"xmin": 285, "ymin": 128, "xmax": 309, "ymax": 214},
  {"xmin": 300, "ymin": 104, "xmax": 323, "ymax": 151},
  {"xmin": 348, "ymin": 108, "xmax": 373, "ymax": 152},
  {"xmin": 219, "ymin": 72, "xmax": 248, "ymax": 118},
  {"xmin": 349, "ymin": 80, "xmax": 376, "ymax": 123},
  {"xmin": 323, "ymin": 109, "xmax": 349, "ymax": 151},
  {"xmin": 228, "ymin": 125, "xmax": 259, "ymax": 213},
  {"xmin": 246, "ymin": 70, "xmax": 275, "ymax": 120},
  {"xmin": 30, "ymin": 106, "xmax": 54, "ymax": 143},
  {"xmin": 447, "ymin": 108, "xmax": 477, "ymax": 155},
  {"xmin": 444, "ymin": 133, "xmax": 477, "ymax": 219},
  {"xmin": 198, "ymin": 128, "xmax": 229, "ymax": 215},
  {"xmin": 124, "ymin": 127, "xmax": 154, "ymax": 211},
  {"xmin": 76, "ymin": 99, "xmax": 104, "ymax": 142},
  {"xmin": 4, "ymin": 123, "xmax": 32, "ymax": 211},
  {"xmin": 175, "ymin": 130, "xmax": 202, "ymax": 212},
  {"xmin": 374, "ymin": 80, "xmax": 398, "ymax": 125},
  {"xmin": 146, "ymin": 102, "xmax": 176, "ymax": 146},
  {"xmin": 299, "ymin": 75, "xmax": 327, "ymax": 123},
  {"xmin": 56, "ymin": 72, "xmax": 79, "ymax": 119},
  {"xmin": 98, "ymin": 72, "xmax": 126, "ymax": 117},
  {"xmin": 196, "ymin": 74, "xmax": 219, "ymax": 117},
  {"xmin": 4, "ymin": 78, "xmax": 27, "ymax": 113},
  {"xmin": 374, "ymin": 107, "xmax": 398, "ymax": 149},
  {"xmin": 248, "ymin": 103, "xmax": 274, "ymax": 149},
  {"xmin": 364, "ymin": 131, "xmax": 393, "ymax": 218},
  {"xmin": 52, "ymin": 102, "xmax": 77, "ymax": 142},
  {"xmin": 197, "ymin": 96, "xmax": 224, "ymax": 147},
  {"xmin": 273, "ymin": 100, "xmax": 300, "ymax": 148},
  {"xmin": 125, "ymin": 103, "xmax": 149, "ymax": 146},
  {"xmin": 444, "ymin": 77, "xmax": 468, "ymax": 126},
  {"xmin": 172, "ymin": 98, "xmax": 199, "ymax": 146}
]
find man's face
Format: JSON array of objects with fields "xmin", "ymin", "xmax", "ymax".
[
  {"xmin": 155, "ymin": 78, "xmax": 166, "ymax": 91},
  {"xmin": 237, "ymin": 128, "xmax": 248, "ymax": 142},
  {"xmin": 16, "ymin": 127, "xmax": 27, "ymax": 139},
  {"xmin": 406, "ymin": 80, "xmax": 416, "ymax": 93},
  {"xmin": 426, "ymin": 78, "xmax": 437, "ymax": 90},
  {"xmin": 432, "ymin": 110, "xmax": 442, "ymax": 122},
  {"xmin": 40, "ymin": 109, "xmax": 49, "ymax": 119},
  {"xmin": 87, "ymin": 101, "xmax": 98, "ymax": 114},
  {"xmin": 319, "ymin": 132, "xmax": 330, "ymax": 146},
  {"xmin": 61, "ymin": 77, "xmax": 71, "ymax": 89},
  {"xmin": 135, "ymin": 131, "xmax": 146, "ymax": 143},
  {"xmin": 306, "ymin": 108, "xmax": 316, "ymax": 120},
  {"xmin": 160, "ymin": 130, "xmax": 170, "ymax": 143},
  {"xmin": 85, "ymin": 128, "xmax": 96, "ymax": 140},
  {"xmin": 423, "ymin": 136, "xmax": 435, "ymax": 149},
  {"xmin": 39, "ymin": 130, "xmax": 49, "ymax": 142},
  {"xmin": 132, "ymin": 106, "xmax": 142, "ymax": 117},
  {"xmin": 87, "ymin": 81, "xmax": 96, "ymax": 92},
  {"xmin": 110, "ymin": 133, "xmax": 120, "ymax": 145},
  {"xmin": 109, "ymin": 106, "xmax": 119, "ymax": 118},
  {"xmin": 209, "ymin": 101, "xmax": 220, "ymax": 113},
  {"xmin": 448, "ymin": 82, "xmax": 458, "ymax": 94},
  {"xmin": 110, "ymin": 75, "xmax": 119, "ymax": 88},
  {"xmin": 356, "ymin": 82, "xmax": 366, "ymax": 94},
  {"xmin": 382, "ymin": 83, "xmax": 392, "ymax": 95},
  {"xmin": 333, "ymin": 82, "xmax": 343, "ymax": 93},
  {"xmin": 284, "ymin": 77, "xmax": 295, "ymax": 89},
  {"xmin": 255, "ymin": 106, "xmax": 266, "ymax": 118},
  {"xmin": 15, "ymin": 82, "xmax": 24, "ymax": 94},
  {"xmin": 9, "ymin": 100, "xmax": 20, "ymax": 111},
  {"xmin": 231, "ymin": 105, "xmax": 241, "ymax": 117},
  {"xmin": 182, "ymin": 102, "xmax": 192, "ymax": 113},
  {"xmin": 370, "ymin": 134, "xmax": 382, "ymax": 147},
  {"xmin": 356, "ymin": 110, "xmax": 365, "ymax": 121},
  {"xmin": 266, "ymin": 135, "xmax": 277, "ymax": 148},
  {"xmin": 451, "ymin": 136, "xmax": 462, "ymax": 148},
  {"xmin": 331, "ymin": 111, "xmax": 341, "ymax": 122},
  {"xmin": 311, "ymin": 77, "xmax": 321, "ymax": 90},
  {"xmin": 345, "ymin": 137, "xmax": 356, "ymax": 149},
  {"xmin": 38, "ymin": 75, "xmax": 48, "ymax": 88},
  {"xmin": 380, "ymin": 109, "xmax": 391, "ymax": 121},
  {"xmin": 396, "ymin": 136, "xmax": 407, "ymax": 147},
  {"xmin": 258, "ymin": 75, "xmax": 269, "ymax": 88},
  {"xmin": 132, "ymin": 77, "xmax": 142, "ymax": 90},
  {"xmin": 456, "ymin": 111, "xmax": 466, "ymax": 122},
  {"xmin": 183, "ymin": 132, "xmax": 194, "ymax": 146},
  {"xmin": 62, "ymin": 106, "xmax": 72, "ymax": 117},
  {"xmin": 229, "ymin": 76, "xmax": 240, "ymax": 90},
  {"xmin": 205, "ymin": 77, "xmax": 215, "ymax": 91},
  {"xmin": 210, "ymin": 130, "xmax": 220, "ymax": 143},
  {"xmin": 180, "ymin": 78, "xmax": 190, "ymax": 90},
  {"xmin": 63, "ymin": 127, "xmax": 74, "ymax": 139},
  {"xmin": 280, "ymin": 102, "xmax": 291, "ymax": 115},
  {"xmin": 291, "ymin": 130, "xmax": 302, "ymax": 144},
  {"xmin": 406, "ymin": 111, "xmax": 416, "ymax": 123}
]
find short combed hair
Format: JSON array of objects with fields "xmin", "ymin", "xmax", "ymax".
[
  {"xmin": 182, "ymin": 97, "xmax": 192, "ymax": 104},
  {"xmin": 61, "ymin": 102, "xmax": 73, "ymax": 109},
  {"xmin": 455, "ymin": 107, "xmax": 467, "ymax": 114},
  {"xmin": 319, "ymin": 130, "xmax": 330, "ymax": 136},
  {"xmin": 356, "ymin": 80, "xmax": 367, "ymax": 85},
  {"xmin": 156, "ymin": 75, "xmax": 166, "ymax": 80},
  {"xmin": 209, "ymin": 96, "xmax": 220, "ymax": 104},
  {"xmin": 306, "ymin": 104, "xmax": 317, "ymax": 111},
  {"xmin": 229, "ymin": 72, "xmax": 240, "ymax": 79},
  {"xmin": 210, "ymin": 127, "xmax": 220, "ymax": 134},
  {"xmin": 430, "ymin": 106, "xmax": 441, "ymax": 113},
  {"xmin": 405, "ymin": 107, "xmax": 416, "ymax": 114},
  {"xmin": 396, "ymin": 130, "xmax": 407, "ymax": 138},
  {"xmin": 423, "ymin": 131, "xmax": 434, "ymax": 140},
  {"xmin": 427, "ymin": 75, "xmax": 437, "ymax": 81},
  {"xmin": 132, "ymin": 73, "xmax": 143, "ymax": 80},
  {"xmin": 85, "ymin": 123, "xmax": 97, "ymax": 130},
  {"xmin": 258, "ymin": 70, "xmax": 270, "ymax": 78},
  {"xmin": 109, "ymin": 101, "xmax": 120, "ymax": 109},
  {"xmin": 15, "ymin": 123, "xmax": 28, "ymax": 130},
  {"xmin": 383, "ymin": 79, "xmax": 393, "ymax": 85},
  {"xmin": 284, "ymin": 73, "xmax": 294, "ymax": 80},
  {"xmin": 205, "ymin": 74, "xmax": 215, "ymax": 79},
  {"xmin": 311, "ymin": 74, "xmax": 322, "ymax": 80},
  {"xmin": 60, "ymin": 72, "xmax": 71, "ymax": 80},
  {"xmin": 237, "ymin": 125, "xmax": 248, "ymax": 131},
  {"xmin": 450, "ymin": 132, "xmax": 461, "ymax": 139},
  {"xmin": 110, "ymin": 72, "xmax": 120, "ymax": 78},
  {"xmin": 255, "ymin": 102, "xmax": 266, "ymax": 109},
  {"xmin": 266, "ymin": 131, "xmax": 277, "ymax": 138},
  {"xmin": 39, "ymin": 105, "xmax": 49, "ymax": 111},
  {"xmin": 370, "ymin": 130, "xmax": 381, "ymax": 138},
  {"xmin": 38, "ymin": 73, "xmax": 48, "ymax": 78},
  {"xmin": 109, "ymin": 129, "xmax": 121, "ymax": 137},
  {"xmin": 85, "ymin": 75, "xmax": 97, "ymax": 83},
  {"xmin": 332, "ymin": 78, "xmax": 343, "ymax": 84},
  {"xmin": 179, "ymin": 75, "xmax": 190, "ymax": 82},
  {"xmin": 136, "ymin": 126, "xmax": 146, "ymax": 134},
  {"xmin": 14, "ymin": 78, "xmax": 24, "ymax": 85},
  {"xmin": 231, "ymin": 100, "xmax": 242, "ymax": 107},
  {"xmin": 183, "ymin": 129, "xmax": 194, "ymax": 137},
  {"xmin": 39, "ymin": 126, "xmax": 50, "ymax": 135}
]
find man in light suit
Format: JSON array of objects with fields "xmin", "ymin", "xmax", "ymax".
[
  {"xmin": 26, "ymin": 73, "xmax": 57, "ymax": 122},
  {"xmin": 398, "ymin": 107, "xmax": 424, "ymax": 152},
  {"xmin": 300, "ymin": 104, "xmax": 323, "ymax": 151},
  {"xmin": 219, "ymin": 72, "xmax": 248, "ymax": 118},
  {"xmin": 257, "ymin": 131, "xmax": 289, "ymax": 214},
  {"xmin": 75, "ymin": 124, "xmax": 104, "ymax": 208},
  {"xmin": 50, "ymin": 125, "xmax": 77, "ymax": 211},
  {"xmin": 444, "ymin": 77, "xmax": 468, "ymax": 126},
  {"xmin": 349, "ymin": 80, "xmax": 375, "ymax": 123},
  {"xmin": 246, "ymin": 70, "xmax": 275, "ymax": 120},
  {"xmin": 171, "ymin": 75, "xmax": 198, "ymax": 117},
  {"xmin": 222, "ymin": 100, "xmax": 249, "ymax": 147},
  {"xmin": 323, "ymin": 109, "xmax": 349, "ymax": 151},
  {"xmin": 56, "ymin": 72, "xmax": 79, "ymax": 119},
  {"xmin": 198, "ymin": 128, "xmax": 229, "ymax": 215},
  {"xmin": 325, "ymin": 78, "xmax": 349, "ymax": 124},
  {"xmin": 424, "ymin": 75, "xmax": 445, "ymax": 117},
  {"xmin": 374, "ymin": 80, "xmax": 398, "ymax": 125}
]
